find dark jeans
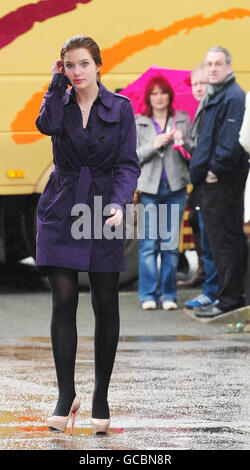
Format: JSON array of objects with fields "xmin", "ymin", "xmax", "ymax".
[
  {"xmin": 198, "ymin": 210, "xmax": 218, "ymax": 300},
  {"xmin": 200, "ymin": 178, "xmax": 245, "ymax": 311}
]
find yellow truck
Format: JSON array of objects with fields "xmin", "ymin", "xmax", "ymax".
[{"xmin": 1, "ymin": 0, "xmax": 250, "ymax": 284}]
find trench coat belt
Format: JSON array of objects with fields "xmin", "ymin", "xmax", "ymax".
[{"xmin": 52, "ymin": 165, "xmax": 114, "ymax": 206}]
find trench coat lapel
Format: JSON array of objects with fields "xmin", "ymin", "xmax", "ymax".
[
  {"xmin": 97, "ymin": 82, "xmax": 121, "ymax": 123},
  {"xmin": 97, "ymin": 103, "xmax": 121, "ymax": 122}
]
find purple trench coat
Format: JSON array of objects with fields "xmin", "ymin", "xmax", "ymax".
[{"xmin": 35, "ymin": 74, "xmax": 141, "ymax": 272}]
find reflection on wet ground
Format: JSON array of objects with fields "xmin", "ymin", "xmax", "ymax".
[{"xmin": 0, "ymin": 336, "xmax": 250, "ymax": 450}]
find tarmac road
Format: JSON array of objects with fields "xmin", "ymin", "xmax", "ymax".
[{"xmin": 0, "ymin": 259, "xmax": 250, "ymax": 452}]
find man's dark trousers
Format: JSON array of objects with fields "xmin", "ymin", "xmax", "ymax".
[{"xmin": 199, "ymin": 176, "xmax": 245, "ymax": 312}]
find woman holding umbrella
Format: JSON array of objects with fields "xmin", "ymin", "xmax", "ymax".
[{"xmin": 136, "ymin": 75, "xmax": 191, "ymax": 311}]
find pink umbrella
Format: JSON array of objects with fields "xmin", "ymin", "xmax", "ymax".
[{"xmin": 120, "ymin": 66, "xmax": 198, "ymax": 121}]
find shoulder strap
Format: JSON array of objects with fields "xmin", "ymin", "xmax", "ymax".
[
  {"xmin": 165, "ymin": 115, "xmax": 176, "ymax": 133},
  {"xmin": 172, "ymin": 114, "xmax": 176, "ymax": 129}
]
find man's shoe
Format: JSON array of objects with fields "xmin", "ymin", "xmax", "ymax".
[
  {"xmin": 194, "ymin": 305, "xmax": 225, "ymax": 318},
  {"xmin": 184, "ymin": 294, "xmax": 217, "ymax": 309}
]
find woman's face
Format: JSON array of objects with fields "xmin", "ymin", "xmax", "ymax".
[
  {"xmin": 149, "ymin": 85, "xmax": 170, "ymax": 113},
  {"xmin": 63, "ymin": 47, "xmax": 100, "ymax": 91}
]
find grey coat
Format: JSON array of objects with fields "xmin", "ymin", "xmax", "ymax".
[{"xmin": 136, "ymin": 111, "xmax": 191, "ymax": 194}]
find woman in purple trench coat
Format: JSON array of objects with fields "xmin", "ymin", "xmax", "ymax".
[{"xmin": 35, "ymin": 35, "xmax": 140, "ymax": 435}]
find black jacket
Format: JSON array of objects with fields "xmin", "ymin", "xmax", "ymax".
[{"xmin": 190, "ymin": 78, "xmax": 249, "ymax": 184}]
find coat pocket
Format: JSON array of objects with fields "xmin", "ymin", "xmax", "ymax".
[{"xmin": 37, "ymin": 173, "xmax": 75, "ymax": 227}]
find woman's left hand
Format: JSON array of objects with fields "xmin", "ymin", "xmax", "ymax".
[
  {"xmin": 105, "ymin": 208, "xmax": 123, "ymax": 226},
  {"xmin": 52, "ymin": 59, "xmax": 65, "ymax": 76}
]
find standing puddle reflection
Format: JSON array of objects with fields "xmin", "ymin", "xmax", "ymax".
[{"xmin": 119, "ymin": 335, "xmax": 201, "ymax": 342}]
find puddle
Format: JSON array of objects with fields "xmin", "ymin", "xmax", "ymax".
[
  {"xmin": 0, "ymin": 336, "xmax": 250, "ymax": 450},
  {"xmin": 119, "ymin": 335, "xmax": 201, "ymax": 342}
]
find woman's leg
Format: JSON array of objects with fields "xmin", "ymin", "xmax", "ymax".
[
  {"xmin": 47, "ymin": 266, "xmax": 79, "ymax": 416},
  {"xmin": 88, "ymin": 272, "xmax": 120, "ymax": 419},
  {"xmin": 138, "ymin": 192, "xmax": 159, "ymax": 302},
  {"xmin": 159, "ymin": 185, "xmax": 187, "ymax": 303}
]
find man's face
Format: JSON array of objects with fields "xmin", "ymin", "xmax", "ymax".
[
  {"xmin": 205, "ymin": 51, "xmax": 232, "ymax": 85},
  {"xmin": 191, "ymin": 69, "xmax": 207, "ymax": 101}
]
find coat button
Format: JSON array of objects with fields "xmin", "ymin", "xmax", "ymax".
[
  {"xmin": 56, "ymin": 212, "xmax": 63, "ymax": 220},
  {"xmin": 99, "ymin": 136, "xmax": 105, "ymax": 143}
]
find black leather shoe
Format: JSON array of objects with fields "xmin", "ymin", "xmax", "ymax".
[{"xmin": 194, "ymin": 305, "xmax": 225, "ymax": 318}]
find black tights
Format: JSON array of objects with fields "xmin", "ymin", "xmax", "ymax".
[{"xmin": 47, "ymin": 267, "xmax": 120, "ymax": 419}]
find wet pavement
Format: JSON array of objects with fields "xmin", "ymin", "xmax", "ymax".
[{"xmin": 0, "ymin": 260, "xmax": 250, "ymax": 451}]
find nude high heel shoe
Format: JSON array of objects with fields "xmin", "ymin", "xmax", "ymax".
[
  {"xmin": 91, "ymin": 417, "xmax": 111, "ymax": 435},
  {"xmin": 47, "ymin": 395, "xmax": 80, "ymax": 435}
]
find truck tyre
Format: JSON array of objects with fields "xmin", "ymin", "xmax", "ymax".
[{"xmin": 78, "ymin": 237, "xmax": 139, "ymax": 289}]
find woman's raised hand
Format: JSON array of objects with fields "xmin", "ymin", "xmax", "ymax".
[
  {"xmin": 152, "ymin": 130, "xmax": 174, "ymax": 150},
  {"xmin": 52, "ymin": 60, "xmax": 65, "ymax": 76}
]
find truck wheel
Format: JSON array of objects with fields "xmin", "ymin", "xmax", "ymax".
[
  {"xmin": 78, "ymin": 211, "xmax": 139, "ymax": 289},
  {"xmin": 78, "ymin": 237, "xmax": 139, "ymax": 289},
  {"xmin": 23, "ymin": 195, "xmax": 40, "ymax": 259}
]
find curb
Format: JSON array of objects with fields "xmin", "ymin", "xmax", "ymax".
[{"xmin": 183, "ymin": 306, "xmax": 250, "ymax": 324}]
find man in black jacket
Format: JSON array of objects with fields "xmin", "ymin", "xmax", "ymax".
[{"xmin": 189, "ymin": 46, "xmax": 249, "ymax": 317}]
